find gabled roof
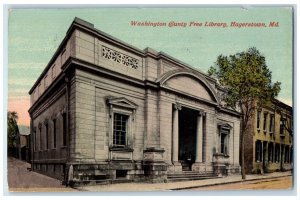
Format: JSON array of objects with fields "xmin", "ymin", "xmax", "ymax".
[{"xmin": 17, "ymin": 125, "xmax": 30, "ymax": 136}]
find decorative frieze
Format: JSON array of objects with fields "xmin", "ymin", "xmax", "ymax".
[{"xmin": 102, "ymin": 46, "xmax": 139, "ymax": 69}]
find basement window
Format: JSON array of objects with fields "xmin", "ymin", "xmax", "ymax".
[{"xmin": 116, "ymin": 170, "xmax": 127, "ymax": 179}]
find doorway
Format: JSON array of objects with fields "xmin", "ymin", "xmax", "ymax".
[{"xmin": 178, "ymin": 107, "xmax": 198, "ymax": 171}]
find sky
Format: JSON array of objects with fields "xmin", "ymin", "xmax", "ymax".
[{"xmin": 7, "ymin": 7, "xmax": 293, "ymax": 126}]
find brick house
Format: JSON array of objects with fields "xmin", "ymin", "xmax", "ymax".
[
  {"xmin": 244, "ymin": 100, "xmax": 293, "ymax": 174},
  {"xmin": 28, "ymin": 18, "xmax": 241, "ymax": 184}
]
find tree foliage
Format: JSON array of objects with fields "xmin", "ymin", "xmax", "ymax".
[
  {"xmin": 208, "ymin": 47, "xmax": 281, "ymax": 129},
  {"xmin": 208, "ymin": 47, "xmax": 281, "ymax": 179},
  {"xmin": 7, "ymin": 111, "xmax": 19, "ymax": 148}
]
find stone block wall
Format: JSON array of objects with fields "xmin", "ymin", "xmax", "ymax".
[
  {"xmin": 31, "ymin": 85, "xmax": 68, "ymax": 180},
  {"xmin": 73, "ymin": 30, "xmax": 145, "ymax": 81},
  {"xmin": 165, "ymin": 75, "xmax": 213, "ymax": 101},
  {"xmin": 31, "ymin": 32, "xmax": 75, "ymax": 105},
  {"xmin": 70, "ymin": 68, "xmax": 147, "ymax": 163},
  {"xmin": 158, "ymin": 93, "xmax": 173, "ymax": 164}
]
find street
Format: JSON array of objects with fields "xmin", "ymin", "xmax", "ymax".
[
  {"xmin": 7, "ymin": 157, "xmax": 75, "ymax": 192},
  {"xmin": 184, "ymin": 176, "xmax": 293, "ymax": 191}
]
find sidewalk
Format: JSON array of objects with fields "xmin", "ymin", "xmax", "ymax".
[{"xmin": 75, "ymin": 171, "xmax": 292, "ymax": 192}]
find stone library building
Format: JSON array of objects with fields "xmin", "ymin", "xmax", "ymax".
[{"xmin": 29, "ymin": 17, "xmax": 252, "ymax": 185}]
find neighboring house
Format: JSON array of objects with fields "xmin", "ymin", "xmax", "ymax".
[
  {"xmin": 16, "ymin": 125, "xmax": 31, "ymax": 162},
  {"xmin": 28, "ymin": 18, "xmax": 242, "ymax": 184},
  {"xmin": 244, "ymin": 100, "xmax": 293, "ymax": 174}
]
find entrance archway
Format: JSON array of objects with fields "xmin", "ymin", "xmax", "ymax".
[{"xmin": 178, "ymin": 107, "xmax": 198, "ymax": 171}]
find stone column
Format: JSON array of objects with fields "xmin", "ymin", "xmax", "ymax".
[
  {"xmin": 192, "ymin": 110, "xmax": 207, "ymax": 172},
  {"xmin": 172, "ymin": 103, "xmax": 181, "ymax": 164},
  {"xmin": 195, "ymin": 110, "xmax": 205, "ymax": 163}
]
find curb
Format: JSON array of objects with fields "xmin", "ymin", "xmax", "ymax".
[{"xmin": 171, "ymin": 174, "xmax": 292, "ymax": 190}]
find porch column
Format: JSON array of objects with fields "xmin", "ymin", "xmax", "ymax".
[
  {"xmin": 172, "ymin": 103, "xmax": 181, "ymax": 163},
  {"xmin": 195, "ymin": 110, "xmax": 205, "ymax": 163}
]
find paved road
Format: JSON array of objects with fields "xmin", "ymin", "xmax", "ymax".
[
  {"xmin": 184, "ymin": 176, "xmax": 293, "ymax": 191},
  {"xmin": 7, "ymin": 157, "xmax": 75, "ymax": 192}
]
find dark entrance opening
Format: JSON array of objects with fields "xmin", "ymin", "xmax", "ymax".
[{"xmin": 178, "ymin": 107, "xmax": 198, "ymax": 171}]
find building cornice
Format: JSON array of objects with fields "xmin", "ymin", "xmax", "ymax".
[
  {"xmin": 29, "ymin": 17, "xmax": 220, "ymax": 95},
  {"xmin": 217, "ymin": 106, "xmax": 242, "ymax": 118}
]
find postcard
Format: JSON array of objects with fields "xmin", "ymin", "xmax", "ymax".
[{"xmin": 6, "ymin": 6, "xmax": 294, "ymax": 193}]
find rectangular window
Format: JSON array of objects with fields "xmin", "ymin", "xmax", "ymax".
[
  {"xmin": 45, "ymin": 124, "xmax": 49, "ymax": 150},
  {"xmin": 284, "ymin": 146, "xmax": 290, "ymax": 163},
  {"xmin": 113, "ymin": 113, "xmax": 128, "ymax": 146},
  {"xmin": 63, "ymin": 113, "xmax": 67, "ymax": 146},
  {"xmin": 34, "ymin": 130, "xmax": 37, "ymax": 151},
  {"xmin": 290, "ymin": 148, "xmax": 293, "ymax": 164},
  {"xmin": 257, "ymin": 110, "xmax": 261, "ymax": 129},
  {"xmin": 269, "ymin": 115, "xmax": 274, "ymax": 133},
  {"xmin": 220, "ymin": 130, "xmax": 229, "ymax": 155},
  {"xmin": 116, "ymin": 170, "xmax": 127, "ymax": 179},
  {"xmin": 268, "ymin": 143, "xmax": 273, "ymax": 162},
  {"xmin": 275, "ymin": 144, "xmax": 280, "ymax": 162},
  {"xmin": 53, "ymin": 119, "xmax": 56, "ymax": 148},
  {"xmin": 280, "ymin": 118, "xmax": 285, "ymax": 135},
  {"xmin": 255, "ymin": 141, "xmax": 262, "ymax": 162},
  {"xmin": 263, "ymin": 113, "xmax": 268, "ymax": 131},
  {"xmin": 39, "ymin": 126, "xmax": 42, "ymax": 151}
]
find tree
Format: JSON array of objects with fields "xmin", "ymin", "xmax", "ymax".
[
  {"xmin": 208, "ymin": 47, "xmax": 281, "ymax": 179},
  {"xmin": 7, "ymin": 111, "xmax": 19, "ymax": 149}
]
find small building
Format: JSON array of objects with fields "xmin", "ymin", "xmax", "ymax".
[
  {"xmin": 28, "ymin": 18, "xmax": 241, "ymax": 184},
  {"xmin": 16, "ymin": 125, "xmax": 31, "ymax": 162},
  {"xmin": 244, "ymin": 100, "xmax": 293, "ymax": 174}
]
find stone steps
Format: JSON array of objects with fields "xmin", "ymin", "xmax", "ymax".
[{"xmin": 167, "ymin": 172, "xmax": 219, "ymax": 182}]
